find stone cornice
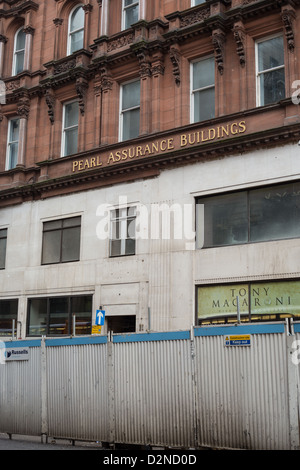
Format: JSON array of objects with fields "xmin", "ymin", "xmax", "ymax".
[
  {"xmin": 0, "ymin": 102, "xmax": 299, "ymax": 206},
  {"xmin": 0, "ymin": 0, "xmax": 38, "ymax": 17}
]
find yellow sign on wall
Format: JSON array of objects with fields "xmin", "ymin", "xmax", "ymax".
[
  {"xmin": 198, "ymin": 281, "xmax": 300, "ymax": 319},
  {"xmin": 92, "ymin": 325, "xmax": 102, "ymax": 335}
]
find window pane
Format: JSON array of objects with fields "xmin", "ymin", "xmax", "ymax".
[
  {"xmin": 125, "ymin": 238, "xmax": 135, "ymax": 255},
  {"xmin": 110, "ymin": 239, "xmax": 121, "ymax": 257},
  {"xmin": 127, "ymin": 217, "xmax": 136, "ymax": 239},
  {"xmin": 0, "ymin": 300, "xmax": 18, "ymax": 337},
  {"xmin": 111, "ymin": 220, "xmax": 120, "ymax": 240},
  {"xmin": 122, "ymin": 108, "xmax": 140, "ymax": 140},
  {"xmin": 15, "ymin": 51, "xmax": 25, "ymax": 74},
  {"xmin": 9, "ymin": 119, "xmax": 19, "ymax": 142},
  {"xmin": 71, "ymin": 296, "xmax": 92, "ymax": 335},
  {"xmin": 42, "ymin": 230, "xmax": 61, "ymax": 264},
  {"xmin": 125, "ymin": 5, "xmax": 139, "ymax": 28},
  {"xmin": 61, "ymin": 226, "xmax": 80, "ymax": 262},
  {"xmin": 193, "ymin": 58, "xmax": 215, "ymax": 90},
  {"xmin": 201, "ymin": 192, "xmax": 248, "ymax": 247},
  {"xmin": 250, "ymin": 183, "xmax": 300, "ymax": 242},
  {"xmin": 70, "ymin": 6, "xmax": 84, "ymax": 31},
  {"xmin": 0, "ymin": 237, "xmax": 7, "ymax": 269},
  {"xmin": 65, "ymin": 102, "xmax": 79, "ymax": 128},
  {"xmin": 259, "ymin": 68, "xmax": 285, "ymax": 105},
  {"xmin": 28, "ymin": 299, "xmax": 47, "ymax": 336},
  {"xmin": 49, "ymin": 297, "xmax": 69, "ymax": 335},
  {"xmin": 44, "ymin": 220, "xmax": 62, "ymax": 231},
  {"xmin": 70, "ymin": 30, "xmax": 84, "ymax": 53},
  {"xmin": 194, "ymin": 87, "xmax": 215, "ymax": 122},
  {"xmin": 62, "ymin": 216, "xmax": 81, "ymax": 228},
  {"xmin": 122, "ymin": 81, "xmax": 140, "ymax": 110},
  {"xmin": 258, "ymin": 36, "xmax": 284, "ymax": 72},
  {"xmin": 8, "ymin": 142, "xmax": 18, "ymax": 170},
  {"xmin": 16, "ymin": 29, "xmax": 26, "ymax": 50},
  {"xmin": 64, "ymin": 127, "xmax": 78, "ymax": 156}
]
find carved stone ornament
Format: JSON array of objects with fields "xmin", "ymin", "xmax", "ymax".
[
  {"xmin": 45, "ymin": 88, "xmax": 55, "ymax": 124},
  {"xmin": 54, "ymin": 58, "xmax": 76, "ymax": 75},
  {"xmin": 212, "ymin": 29, "xmax": 226, "ymax": 75},
  {"xmin": 281, "ymin": 8, "xmax": 296, "ymax": 52},
  {"xmin": 17, "ymin": 95, "xmax": 30, "ymax": 119},
  {"xmin": 233, "ymin": 23, "xmax": 246, "ymax": 67},
  {"xmin": 180, "ymin": 7, "xmax": 210, "ymax": 28},
  {"xmin": 136, "ymin": 49, "xmax": 152, "ymax": 79},
  {"xmin": 76, "ymin": 77, "xmax": 88, "ymax": 115},
  {"xmin": 99, "ymin": 65, "xmax": 113, "ymax": 92},
  {"xmin": 169, "ymin": 46, "xmax": 180, "ymax": 86}
]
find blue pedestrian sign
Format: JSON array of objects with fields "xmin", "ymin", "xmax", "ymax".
[{"xmin": 96, "ymin": 309, "xmax": 105, "ymax": 326}]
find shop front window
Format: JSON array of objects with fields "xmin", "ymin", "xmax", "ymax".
[
  {"xmin": 27, "ymin": 295, "xmax": 92, "ymax": 336},
  {"xmin": 197, "ymin": 281, "xmax": 300, "ymax": 324}
]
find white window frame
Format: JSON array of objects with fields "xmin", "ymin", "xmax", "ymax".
[
  {"xmin": 255, "ymin": 33, "xmax": 285, "ymax": 107},
  {"xmin": 109, "ymin": 206, "xmax": 136, "ymax": 257},
  {"xmin": 119, "ymin": 79, "xmax": 140, "ymax": 142},
  {"xmin": 61, "ymin": 100, "xmax": 79, "ymax": 157},
  {"xmin": 12, "ymin": 27, "xmax": 26, "ymax": 76},
  {"xmin": 6, "ymin": 118, "xmax": 20, "ymax": 170},
  {"xmin": 67, "ymin": 4, "xmax": 85, "ymax": 55},
  {"xmin": 122, "ymin": 0, "xmax": 139, "ymax": 30},
  {"xmin": 190, "ymin": 55, "xmax": 215, "ymax": 124}
]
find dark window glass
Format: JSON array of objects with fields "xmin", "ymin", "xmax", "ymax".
[
  {"xmin": 28, "ymin": 295, "xmax": 92, "ymax": 336},
  {"xmin": 0, "ymin": 229, "xmax": 7, "ymax": 269},
  {"xmin": 197, "ymin": 182, "xmax": 300, "ymax": 248},
  {"xmin": 42, "ymin": 216, "xmax": 81, "ymax": 264},
  {"xmin": 0, "ymin": 300, "xmax": 18, "ymax": 336}
]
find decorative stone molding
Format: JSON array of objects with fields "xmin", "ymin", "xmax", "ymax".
[
  {"xmin": 136, "ymin": 48, "xmax": 152, "ymax": 79},
  {"xmin": 233, "ymin": 22, "xmax": 246, "ymax": 67},
  {"xmin": 99, "ymin": 65, "xmax": 113, "ymax": 92},
  {"xmin": 169, "ymin": 46, "xmax": 180, "ymax": 86},
  {"xmin": 212, "ymin": 29, "xmax": 226, "ymax": 75},
  {"xmin": 281, "ymin": 7, "xmax": 296, "ymax": 52},
  {"xmin": 17, "ymin": 94, "xmax": 30, "ymax": 119},
  {"xmin": 76, "ymin": 76, "xmax": 88, "ymax": 115},
  {"xmin": 107, "ymin": 32, "xmax": 134, "ymax": 53},
  {"xmin": 45, "ymin": 87, "xmax": 55, "ymax": 124},
  {"xmin": 53, "ymin": 58, "xmax": 76, "ymax": 75},
  {"xmin": 180, "ymin": 7, "xmax": 210, "ymax": 28}
]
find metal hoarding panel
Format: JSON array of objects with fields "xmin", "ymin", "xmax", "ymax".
[
  {"xmin": 112, "ymin": 332, "xmax": 195, "ymax": 448},
  {"xmin": 194, "ymin": 325, "xmax": 290, "ymax": 450},
  {"xmin": 0, "ymin": 346, "xmax": 41, "ymax": 436},
  {"xmin": 46, "ymin": 342, "xmax": 109, "ymax": 442}
]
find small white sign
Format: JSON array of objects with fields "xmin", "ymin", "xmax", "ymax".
[{"xmin": 4, "ymin": 348, "xmax": 30, "ymax": 361}]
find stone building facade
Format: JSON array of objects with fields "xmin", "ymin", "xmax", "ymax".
[{"xmin": 0, "ymin": 0, "xmax": 300, "ymax": 337}]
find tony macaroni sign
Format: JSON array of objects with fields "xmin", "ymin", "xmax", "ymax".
[
  {"xmin": 197, "ymin": 281, "xmax": 300, "ymax": 319},
  {"xmin": 72, "ymin": 120, "xmax": 247, "ymax": 173}
]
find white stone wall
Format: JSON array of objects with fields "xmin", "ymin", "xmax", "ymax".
[{"xmin": 0, "ymin": 142, "xmax": 300, "ymax": 336}]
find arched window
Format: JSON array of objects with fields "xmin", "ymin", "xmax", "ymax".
[
  {"xmin": 12, "ymin": 27, "xmax": 26, "ymax": 75},
  {"xmin": 67, "ymin": 5, "xmax": 84, "ymax": 55}
]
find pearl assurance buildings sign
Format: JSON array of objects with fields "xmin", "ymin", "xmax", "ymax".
[{"xmin": 72, "ymin": 120, "xmax": 247, "ymax": 173}]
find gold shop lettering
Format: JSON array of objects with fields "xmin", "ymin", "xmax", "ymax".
[{"xmin": 72, "ymin": 120, "xmax": 247, "ymax": 173}]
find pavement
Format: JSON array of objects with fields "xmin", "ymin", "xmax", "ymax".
[{"xmin": 0, "ymin": 433, "xmax": 101, "ymax": 450}]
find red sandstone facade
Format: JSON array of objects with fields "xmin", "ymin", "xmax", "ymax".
[{"xmin": 0, "ymin": 0, "xmax": 299, "ymax": 204}]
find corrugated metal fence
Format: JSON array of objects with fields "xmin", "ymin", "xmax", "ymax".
[{"xmin": 0, "ymin": 322, "xmax": 299, "ymax": 450}]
